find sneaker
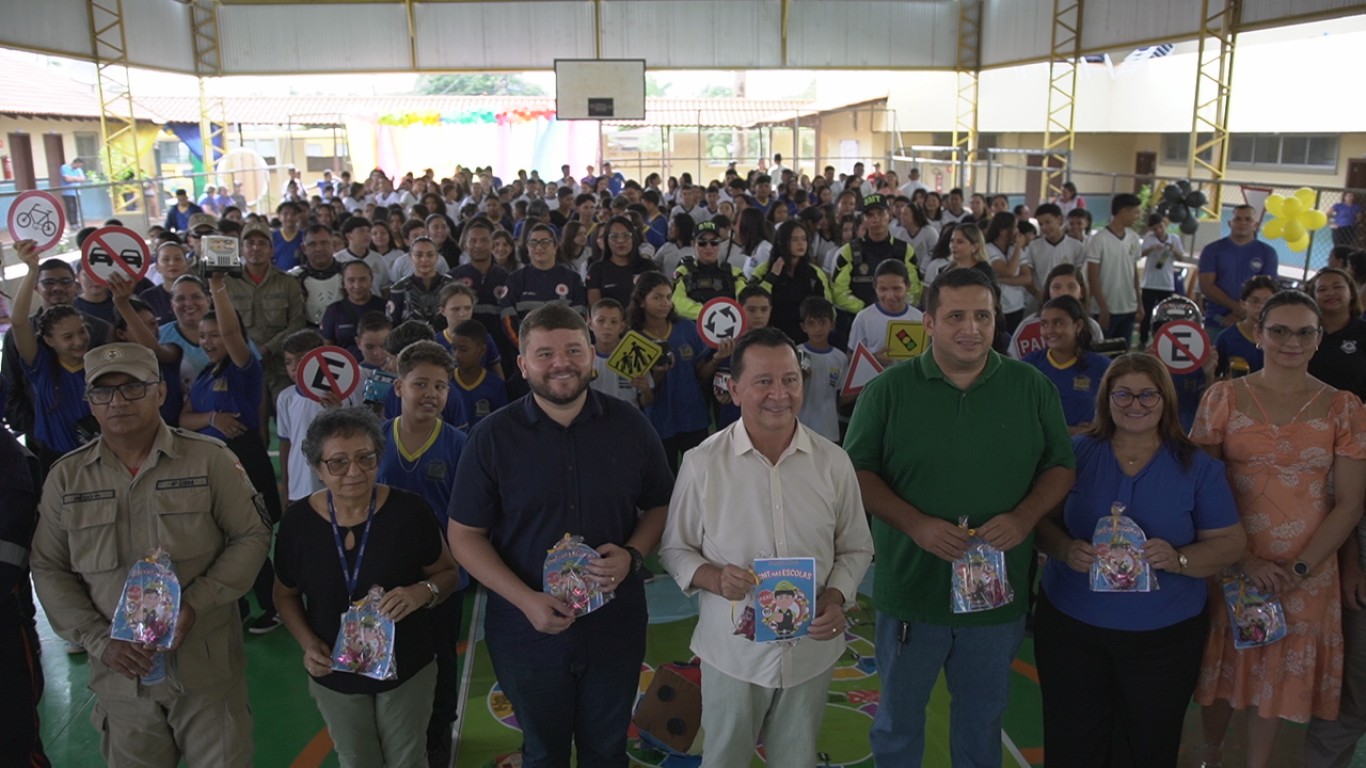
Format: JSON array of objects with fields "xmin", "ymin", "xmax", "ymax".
[
  {"xmin": 64, "ymin": 641, "xmax": 86, "ymax": 655},
  {"xmin": 246, "ymin": 613, "xmax": 282, "ymax": 635}
]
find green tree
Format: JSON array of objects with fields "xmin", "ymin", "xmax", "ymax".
[
  {"xmin": 415, "ymin": 74, "xmax": 545, "ymax": 96},
  {"xmin": 646, "ymin": 76, "xmax": 671, "ymax": 97}
]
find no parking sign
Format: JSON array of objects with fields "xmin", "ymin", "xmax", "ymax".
[
  {"xmin": 1154, "ymin": 320, "xmax": 1210, "ymax": 375},
  {"xmin": 296, "ymin": 346, "xmax": 361, "ymax": 402}
]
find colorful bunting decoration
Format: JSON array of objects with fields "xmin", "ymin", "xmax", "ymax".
[{"xmin": 376, "ymin": 108, "xmax": 557, "ymax": 127}]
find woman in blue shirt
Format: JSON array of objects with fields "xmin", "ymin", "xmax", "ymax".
[
  {"xmin": 1033, "ymin": 353, "xmax": 1246, "ymax": 768},
  {"xmin": 1022, "ymin": 295, "xmax": 1111, "ymax": 433},
  {"xmin": 628, "ymin": 271, "xmax": 710, "ymax": 469},
  {"xmin": 182, "ymin": 272, "xmax": 284, "ymax": 629}
]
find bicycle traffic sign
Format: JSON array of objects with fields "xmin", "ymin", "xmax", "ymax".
[{"xmin": 7, "ymin": 190, "xmax": 66, "ymax": 251}]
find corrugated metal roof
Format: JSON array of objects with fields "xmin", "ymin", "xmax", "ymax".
[{"xmin": 0, "ymin": 56, "xmax": 810, "ymax": 128}]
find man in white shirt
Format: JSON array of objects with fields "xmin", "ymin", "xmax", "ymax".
[
  {"xmin": 899, "ymin": 167, "xmax": 929, "ymax": 198},
  {"xmin": 1084, "ymin": 193, "xmax": 1144, "ymax": 346},
  {"xmin": 659, "ymin": 327, "xmax": 874, "ymax": 768}
]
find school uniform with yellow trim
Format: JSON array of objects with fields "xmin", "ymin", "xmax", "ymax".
[
  {"xmin": 377, "ymin": 418, "xmax": 467, "ymax": 531},
  {"xmin": 452, "ymin": 368, "xmax": 508, "ymax": 430},
  {"xmin": 1022, "ymin": 349, "xmax": 1112, "ymax": 427}
]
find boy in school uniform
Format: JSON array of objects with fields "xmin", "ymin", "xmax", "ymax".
[
  {"xmin": 797, "ymin": 296, "xmax": 848, "ymax": 444},
  {"xmin": 449, "ymin": 320, "xmax": 509, "ymax": 429},
  {"xmin": 380, "ymin": 320, "xmax": 468, "ymax": 429},
  {"xmin": 437, "ymin": 282, "xmax": 504, "ymax": 379},
  {"xmin": 848, "ymin": 260, "xmax": 925, "ymax": 367},
  {"xmin": 589, "ymin": 298, "xmax": 653, "ymax": 405},
  {"xmin": 375, "ymin": 340, "xmax": 469, "ymax": 768},
  {"xmin": 276, "ymin": 329, "xmax": 333, "ymax": 506},
  {"xmin": 347, "ymin": 312, "xmax": 396, "ymax": 412},
  {"xmin": 703, "ymin": 285, "xmax": 775, "ymax": 430}
]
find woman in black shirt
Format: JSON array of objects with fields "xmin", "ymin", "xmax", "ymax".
[{"xmin": 275, "ymin": 407, "xmax": 459, "ymax": 768}]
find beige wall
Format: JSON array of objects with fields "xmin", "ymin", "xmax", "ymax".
[{"xmin": 0, "ymin": 116, "xmax": 100, "ymax": 184}]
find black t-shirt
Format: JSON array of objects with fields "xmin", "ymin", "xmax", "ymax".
[
  {"xmin": 757, "ymin": 260, "xmax": 827, "ymax": 344},
  {"xmin": 275, "ymin": 488, "xmax": 442, "ymax": 694},
  {"xmin": 1309, "ymin": 317, "xmax": 1366, "ymax": 403},
  {"xmin": 586, "ymin": 257, "xmax": 658, "ymax": 307}
]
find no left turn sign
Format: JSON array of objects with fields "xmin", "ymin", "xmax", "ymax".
[{"xmin": 296, "ymin": 345, "xmax": 361, "ymax": 402}]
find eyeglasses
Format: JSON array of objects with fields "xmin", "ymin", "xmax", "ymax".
[
  {"xmin": 607, "ymin": 233, "xmax": 634, "ymax": 242},
  {"xmin": 697, "ymin": 239, "xmax": 721, "ymax": 247},
  {"xmin": 1263, "ymin": 325, "xmax": 1321, "ymax": 343},
  {"xmin": 1110, "ymin": 389, "xmax": 1162, "ymax": 407},
  {"xmin": 527, "ymin": 238, "xmax": 556, "ymax": 249},
  {"xmin": 39, "ymin": 278, "xmax": 75, "ymax": 288},
  {"xmin": 86, "ymin": 379, "xmax": 160, "ymax": 405},
  {"xmin": 321, "ymin": 450, "xmax": 380, "ymax": 476}
]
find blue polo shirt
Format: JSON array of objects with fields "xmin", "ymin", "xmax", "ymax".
[
  {"xmin": 1043, "ymin": 435, "xmax": 1239, "ymax": 631},
  {"xmin": 1197, "ymin": 237, "xmax": 1277, "ymax": 325},
  {"xmin": 642, "ymin": 320, "xmax": 711, "ymax": 439},
  {"xmin": 189, "ymin": 356, "xmax": 264, "ymax": 439},
  {"xmin": 21, "ymin": 343, "xmax": 90, "ymax": 454},
  {"xmin": 1215, "ymin": 324, "xmax": 1263, "ymax": 377},
  {"xmin": 273, "ymin": 229, "xmax": 304, "ymax": 270},
  {"xmin": 451, "ymin": 368, "xmax": 508, "ymax": 428},
  {"xmin": 450, "ymin": 390, "xmax": 674, "ymax": 649},
  {"xmin": 378, "ymin": 418, "xmax": 467, "ymax": 530},
  {"xmin": 1022, "ymin": 349, "xmax": 1111, "ymax": 427}
]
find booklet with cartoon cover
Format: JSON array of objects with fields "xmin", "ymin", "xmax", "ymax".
[{"xmin": 753, "ymin": 557, "xmax": 817, "ymax": 643}]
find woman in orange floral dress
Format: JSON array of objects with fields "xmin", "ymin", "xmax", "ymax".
[{"xmin": 1191, "ymin": 290, "xmax": 1366, "ymax": 768}]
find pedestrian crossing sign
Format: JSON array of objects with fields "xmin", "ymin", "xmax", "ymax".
[
  {"xmin": 884, "ymin": 321, "xmax": 926, "ymax": 359},
  {"xmin": 607, "ymin": 330, "xmax": 664, "ymax": 379}
]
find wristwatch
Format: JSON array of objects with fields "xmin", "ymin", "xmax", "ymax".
[
  {"xmin": 624, "ymin": 545, "xmax": 645, "ymax": 576},
  {"xmin": 1177, "ymin": 551, "xmax": 1189, "ymax": 572},
  {"xmin": 422, "ymin": 580, "xmax": 440, "ymax": 608},
  {"xmin": 1293, "ymin": 560, "xmax": 1311, "ymax": 577}
]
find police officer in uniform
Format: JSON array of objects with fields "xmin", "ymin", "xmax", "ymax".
[
  {"xmin": 30, "ymin": 343, "xmax": 271, "ymax": 768},
  {"xmin": 671, "ymin": 221, "xmax": 746, "ymax": 321},
  {"xmin": 831, "ymin": 194, "xmax": 923, "ymax": 344}
]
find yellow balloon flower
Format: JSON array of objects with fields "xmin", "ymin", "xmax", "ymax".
[{"xmin": 1260, "ymin": 187, "xmax": 1327, "ymax": 251}]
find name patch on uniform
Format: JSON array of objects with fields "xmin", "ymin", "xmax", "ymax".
[
  {"xmin": 155, "ymin": 476, "xmax": 209, "ymax": 491},
  {"xmin": 424, "ymin": 461, "xmax": 448, "ymax": 481},
  {"xmin": 63, "ymin": 490, "xmax": 115, "ymax": 504},
  {"xmin": 1073, "ymin": 375, "xmax": 1091, "ymax": 391}
]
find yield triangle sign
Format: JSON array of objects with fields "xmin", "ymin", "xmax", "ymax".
[{"xmin": 840, "ymin": 343, "xmax": 886, "ymax": 397}]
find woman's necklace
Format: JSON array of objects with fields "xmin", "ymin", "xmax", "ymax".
[{"xmin": 1115, "ymin": 440, "xmax": 1160, "ymax": 466}]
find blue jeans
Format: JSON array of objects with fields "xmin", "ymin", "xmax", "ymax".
[
  {"xmin": 487, "ymin": 636, "xmax": 642, "ymax": 768},
  {"xmin": 870, "ymin": 611, "xmax": 1026, "ymax": 768}
]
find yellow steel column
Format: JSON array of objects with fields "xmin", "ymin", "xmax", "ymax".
[
  {"xmin": 1040, "ymin": 0, "xmax": 1082, "ymax": 203},
  {"xmin": 1188, "ymin": 0, "xmax": 1239, "ymax": 215},
  {"xmin": 88, "ymin": 0, "xmax": 147, "ymax": 214},
  {"xmin": 953, "ymin": 0, "xmax": 981, "ymax": 191},
  {"xmin": 190, "ymin": 0, "xmax": 226, "ymax": 178}
]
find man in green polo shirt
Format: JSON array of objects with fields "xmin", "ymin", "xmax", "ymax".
[{"xmin": 845, "ymin": 267, "xmax": 1075, "ymax": 768}]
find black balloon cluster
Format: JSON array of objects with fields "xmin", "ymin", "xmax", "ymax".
[{"xmin": 1153, "ymin": 180, "xmax": 1207, "ymax": 235}]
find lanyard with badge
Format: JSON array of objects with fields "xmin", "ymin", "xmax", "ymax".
[{"xmin": 327, "ymin": 488, "xmax": 397, "ymax": 680}]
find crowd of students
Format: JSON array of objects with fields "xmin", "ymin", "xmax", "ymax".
[{"xmin": 5, "ymin": 156, "xmax": 1366, "ymax": 768}]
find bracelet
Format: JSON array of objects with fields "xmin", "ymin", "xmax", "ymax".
[
  {"xmin": 422, "ymin": 580, "xmax": 440, "ymax": 608},
  {"xmin": 208, "ymin": 411, "xmax": 218, "ymax": 430}
]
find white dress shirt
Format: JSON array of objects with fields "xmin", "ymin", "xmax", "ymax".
[{"xmin": 659, "ymin": 421, "xmax": 874, "ymax": 688}]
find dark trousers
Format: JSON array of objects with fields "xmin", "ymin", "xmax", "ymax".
[
  {"xmin": 1139, "ymin": 288, "xmax": 1174, "ymax": 346},
  {"xmin": 1003, "ymin": 308, "xmax": 1025, "ymax": 335},
  {"xmin": 488, "ymin": 632, "xmax": 643, "ymax": 768},
  {"xmin": 661, "ymin": 429, "xmax": 708, "ymax": 474},
  {"xmin": 1034, "ymin": 592, "xmax": 1207, "ymax": 768},
  {"xmin": 62, "ymin": 193, "xmax": 81, "ymax": 228},
  {"xmin": 0, "ymin": 593, "xmax": 51, "ymax": 767},
  {"xmin": 1104, "ymin": 312, "xmax": 1137, "ymax": 348},
  {"xmin": 226, "ymin": 433, "xmax": 281, "ymax": 615},
  {"xmin": 428, "ymin": 589, "xmax": 465, "ymax": 746}
]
